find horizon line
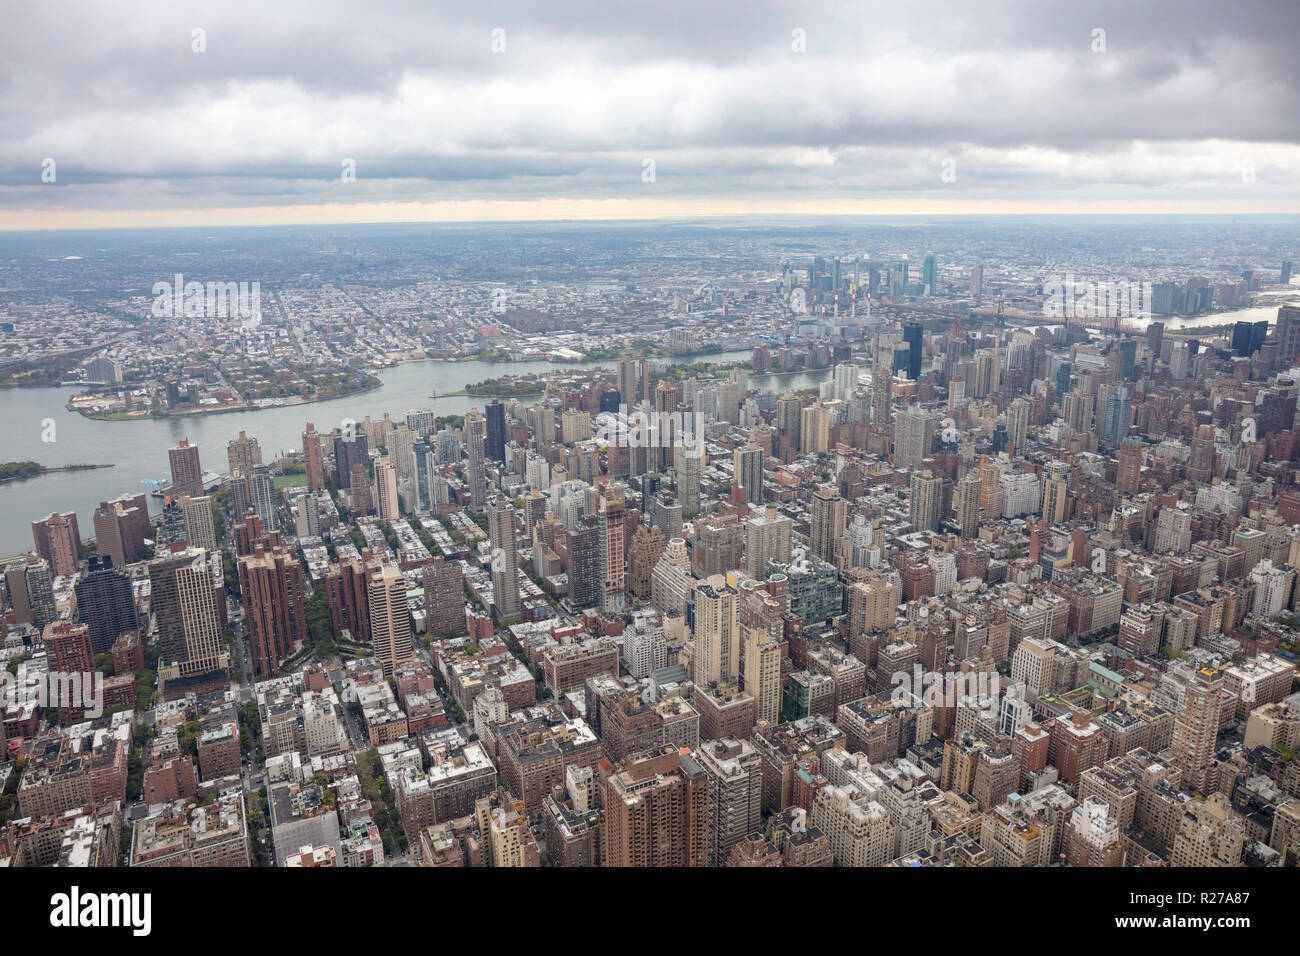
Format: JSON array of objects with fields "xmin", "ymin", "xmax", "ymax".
[{"xmin": 3, "ymin": 196, "xmax": 1299, "ymax": 233}]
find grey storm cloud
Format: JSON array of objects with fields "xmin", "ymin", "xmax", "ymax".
[{"xmin": 0, "ymin": 0, "xmax": 1297, "ymax": 216}]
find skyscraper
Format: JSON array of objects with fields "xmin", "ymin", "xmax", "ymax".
[
  {"xmin": 367, "ymin": 561, "xmax": 413, "ymax": 678},
  {"xmin": 909, "ymin": 470, "xmax": 943, "ymax": 533},
  {"xmin": 465, "ymin": 409, "xmax": 488, "ymax": 510},
  {"xmin": 422, "ymin": 557, "xmax": 465, "ymax": 636},
  {"xmin": 149, "ymin": 548, "xmax": 227, "ymax": 679},
  {"xmin": 903, "ymin": 321, "xmax": 923, "ymax": 378},
  {"xmin": 238, "ymin": 542, "xmax": 308, "ymax": 676},
  {"xmin": 412, "ymin": 441, "xmax": 446, "ymax": 513},
  {"xmin": 603, "ymin": 748, "xmax": 709, "ymax": 868},
  {"xmin": 1116, "ymin": 438, "xmax": 1142, "ymax": 495},
  {"xmin": 1173, "ymin": 667, "xmax": 1224, "ymax": 794},
  {"xmin": 75, "ymin": 556, "xmax": 138, "ymax": 655},
  {"xmin": 226, "ymin": 430, "xmax": 262, "ymax": 478},
  {"xmin": 180, "ymin": 495, "xmax": 217, "ymax": 552},
  {"xmin": 809, "ymin": 484, "xmax": 848, "ymax": 564},
  {"xmin": 93, "ymin": 493, "xmax": 150, "ymax": 569},
  {"xmin": 695, "ymin": 738, "xmax": 762, "ymax": 867},
  {"xmin": 1042, "ymin": 472, "xmax": 1069, "ymax": 524},
  {"xmin": 333, "ymin": 431, "xmax": 369, "ymax": 490},
  {"xmin": 302, "ymin": 422, "xmax": 325, "ymax": 492},
  {"xmin": 599, "ymin": 484, "xmax": 627, "ymax": 615},
  {"xmin": 168, "ymin": 438, "xmax": 204, "ymax": 496},
  {"xmin": 800, "ymin": 402, "xmax": 831, "ymax": 455},
  {"xmin": 251, "ymin": 464, "xmax": 278, "ymax": 530},
  {"xmin": 43, "ymin": 621, "xmax": 94, "ymax": 723},
  {"xmin": 776, "ymin": 394, "xmax": 803, "ymax": 449},
  {"xmin": 487, "ymin": 495, "xmax": 521, "ymax": 620},
  {"xmin": 1277, "ymin": 305, "xmax": 1300, "ymax": 364},
  {"xmin": 31, "ymin": 512, "xmax": 81, "ymax": 578},
  {"xmin": 677, "ymin": 440, "xmax": 703, "ymax": 519},
  {"xmin": 654, "ymin": 380, "xmax": 678, "ymax": 472},
  {"xmin": 374, "ymin": 456, "xmax": 400, "ymax": 520},
  {"xmin": 893, "ymin": 406, "xmax": 935, "ymax": 472},
  {"xmin": 485, "ymin": 399, "xmax": 506, "ymax": 462},
  {"xmin": 744, "ymin": 506, "xmax": 792, "ymax": 577},
  {"xmin": 954, "ymin": 471, "xmax": 980, "ymax": 540},
  {"xmin": 694, "ymin": 574, "xmax": 740, "ymax": 686},
  {"xmin": 1187, "ymin": 424, "xmax": 1216, "ymax": 484},
  {"xmin": 1006, "ymin": 398, "xmax": 1030, "ymax": 458},
  {"xmin": 733, "ymin": 442, "xmax": 764, "ymax": 506},
  {"xmin": 1100, "ymin": 386, "xmax": 1131, "ymax": 450},
  {"xmin": 566, "ymin": 515, "xmax": 602, "ymax": 609}
]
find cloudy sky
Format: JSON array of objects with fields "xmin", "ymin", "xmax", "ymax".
[{"xmin": 1, "ymin": 0, "xmax": 1298, "ymax": 229}]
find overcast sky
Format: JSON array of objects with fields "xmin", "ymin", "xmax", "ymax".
[{"xmin": 1, "ymin": 0, "xmax": 1298, "ymax": 229}]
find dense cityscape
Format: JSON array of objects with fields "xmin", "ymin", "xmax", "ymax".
[
  {"xmin": 1, "ymin": 220, "xmax": 1299, "ymax": 875},
  {"xmin": 2, "ymin": 1, "xmax": 1297, "ymax": 936}
]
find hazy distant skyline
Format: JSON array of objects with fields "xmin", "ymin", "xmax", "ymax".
[{"xmin": 2, "ymin": 0, "xmax": 1298, "ymax": 230}]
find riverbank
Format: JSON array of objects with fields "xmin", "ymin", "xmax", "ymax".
[
  {"xmin": 68, "ymin": 377, "xmax": 384, "ymax": 421},
  {"xmin": 0, "ymin": 461, "xmax": 114, "ymax": 485}
]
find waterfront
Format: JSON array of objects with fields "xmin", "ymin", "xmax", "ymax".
[{"xmin": 0, "ymin": 350, "xmax": 830, "ymax": 556}]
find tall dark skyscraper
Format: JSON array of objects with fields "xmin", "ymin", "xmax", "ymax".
[
  {"xmin": 566, "ymin": 514, "xmax": 601, "ymax": 608},
  {"xmin": 75, "ymin": 556, "xmax": 138, "ymax": 654},
  {"xmin": 485, "ymin": 399, "xmax": 506, "ymax": 462},
  {"xmin": 903, "ymin": 322, "xmax": 922, "ymax": 380},
  {"xmin": 1117, "ymin": 339, "xmax": 1137, "ymax": 380},
  {"xmin": 1146, "ymin": 321, "xmax": 1164, "ymax": 357},
  {"xmin": 334, "ymin": 432, "xmax": 369, "ymax": 489}
]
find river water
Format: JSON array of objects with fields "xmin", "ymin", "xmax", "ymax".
[{"xmin": 0, "ymin": 351, "xmax": 830, "ymax": 556}]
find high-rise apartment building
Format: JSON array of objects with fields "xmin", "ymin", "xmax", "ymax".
[
  {"xmin": 75, "ymin": 556, "xmax": 138, "ymax": 654},
  {"xmin": 464, "ymin": 410, "xmax": 488, "ymax": 510},
  {"xmin": 694, "ymin": 574, "xmax": 740, "ymax": 687},
  {"xmin": 226, "ymin": 430, "xmax": 262, "ymax": 478},
  {"xmin": 599, "ymin": 484, "xmax": 626, "ymax": 615},
  {"xmin": 485, "ymin": 399, "xmax": 506, "ymax": 462},
  {"xmin": 168, "ymin": 438, "xmax": 204, "ymax": 496},
  {"xmin": 603, "ymin": 748, "xmax": 709, "ymax": 868},
  {"xmin": 302, "ymin": 422, "xmax": 325, "ymax": 491},
  {"xmin": 733, "ymin": 442, "xmax": 764, "ymax": 506},
  {"xmin": 251, "ymin": 464, "xmax": 278, "ymax": 530},
  {"xmin": 487, "ymin": 495, "xmax": 521, "ymax": 620},
  {"xmin": 1173, "ymin": 667, "xmax": 1224, "ymax": 794},
  {"xmin": 180, "ymin": 495, "xmax": 217, "ymax": 552},
  {"xmin": 954, "ymin": 471, "xmax": 980, "ymax": 540},
  {"xmin": 31, "ymin": 511, "xmax": 81, "ymax": 578},
  {"xmin": 894, "ymin": 406, "xmax": 935, "ymax": 471},
  {"xmin": 809, "ymin": 484, "xmax": 848, "ymax": 564},
  {"xmin": 909, "ymin": 470, "xmax": 943, "ymax": 533},
  {"xmin": 148, "ymin": 548, "xmax": 227, "ymax": 679},
  {"xmin": 367, "ymin": 561, "xmax": 413, "ymax": 678},
  {"xmin": 422, "ymin": 557, "xmax": 465, "ymax": 636},
  {"xmin": 744, "ymin": 506, "xmax": 792, "ymax": 577},
  {"xmin": 677, "ymin": 439, "xmax": 703, "ymax": 519},
  {"xmin": 374, "ymin": 456, "xmax": 400, "ymax": 520},
  {"xmin": 239, "ymin": 542, "xmax": 308, "ymax": 676},
  {"xmin": 695, "ymin": 738, "xmax": 762, "ymax": 866}
]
